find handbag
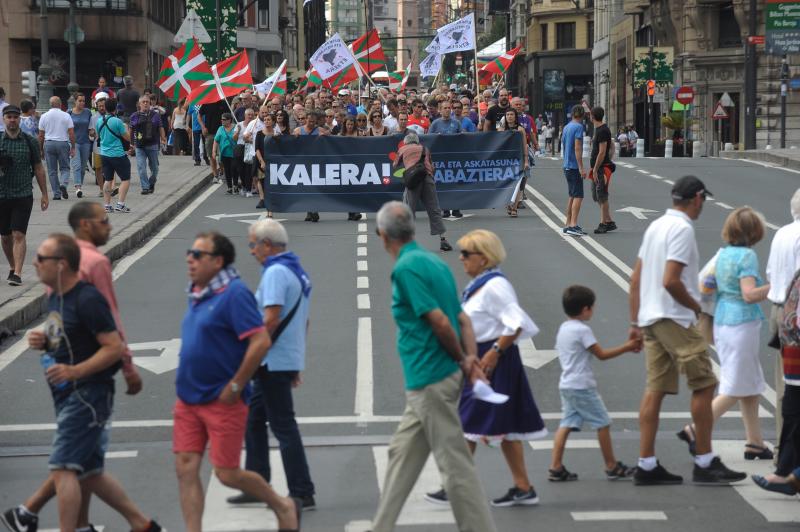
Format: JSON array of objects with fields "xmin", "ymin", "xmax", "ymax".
[
  {"xmin": 403, "ymin": 146, "xmax": 429, "ymax": 190},
  {"xmin": 698, "ymin": 248, "xmax": 721, "ymax": 316}
]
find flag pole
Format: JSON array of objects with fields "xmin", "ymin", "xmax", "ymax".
[
  {"xmin": 471, "ymin": 12, "xmax": 479, "ymax": 95},
  {"xmin": 261, "ymin": 59, "xmax": 287, "ymax": 106}
]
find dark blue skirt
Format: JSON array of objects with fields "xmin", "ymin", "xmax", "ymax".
[{"xmin": 459, "ymin": 339, "xmax": 547, "ymax": 440}]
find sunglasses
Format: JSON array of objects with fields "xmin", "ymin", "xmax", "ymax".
[
  {"xmin": 186, "ymin": 249, "xmax": 218, "ymax": 259},
  {"xmin": 36, "ymin": 254, "xmax": 63, "ymax": 263},
  {"xmin": 459, "ymin": 250, "xmax": 481, "ymax": 258}
]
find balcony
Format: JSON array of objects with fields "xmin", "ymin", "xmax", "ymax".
[{"xmin": 31, "ymin": 0, "xmax": 138, "ymax": 10}]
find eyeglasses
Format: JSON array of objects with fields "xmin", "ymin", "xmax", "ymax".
[
  {"xmin": 36, "ymin": 254, "xmax": 63, "ymax": 263},
  {"xmin": 247, "ymin": 239, "xmax": 272, "ymax": 249},
  {"xmin": 357, "ymin": 118, "xmax": 367, "ymax": 123},
  {"xmin": 459, "ymin": 250, "xmax": 482, "ymax": 259},
  {"xmin": 186, "ymin": 249, "xmax": 218, "ymax": 259}
]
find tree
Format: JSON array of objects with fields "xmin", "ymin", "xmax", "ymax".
[
  {"xmin": 477, "ymin": 16, "xmax": 506, "ymax": 51},
  {"xmin": 633, "ymin": 52, "xmax": 673, "ymax": 87}
]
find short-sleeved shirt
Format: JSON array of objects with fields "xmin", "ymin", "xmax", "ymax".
[
  {"xmin": 96, "ymin": 115, "xmax": 127, "ymax": 157},
  {"xmin": 714, "ymin": 246, "xmax": 766, "ymax": 326},
  {"xmin": 556, "ymin": 319, "xmax": 598, "ymax": 390},
  {"xmin": 68, "ymin": 109, "xmax": 92, "ymax": 144},
  {"xmin": 391, "ymin": 241, "xmax": 461, "ymax": 390},
  {"xmin": 20, "ymin": 115, "xmax": 38, "ymax": 138},
  {"xmin": 176, "ymin": 278, "xmax": 265, "ymax": 404},
  {"xmin": 200, "ymin": 101, "xmax": 226, "ymax": 134},
  {"xmin": 214, "ymin": 126, "xmax": 236, "ymax": 157},
  {"xmin": 429, "ymin": 118, "xmax": 461, "ymax": 135},
  {"xmin": 637, "ymin": 209, "xmax": 700, "ymax": 328},
  {"xmin": 460, "ymin": 117, "xmax": 476, "ymax": 132},
  {"xmin": 561, "ymin": 121, "xmax": 584, "ymax": 170},
  {"xmin": 484, "ymin": 104, "xmax": 509, "ymax": 130},
  {"xmin": 189, "ymin": 105, "xmax": 203, "ymax": 132},
  {"xmin": 44, "ymin": 281, "xmax": 119, "ymax": 398},
  {"xmin": 117, "ymin": 88, "xmax": 140, "ymax": 118},
  {"xmin": 0, "ymin": 132, "xmax": 41, "ymax": 199},
  {"xmin": 255, "ymin": 261, "xmax": 310, "ymax": 371},
  {"xmin": 407, "ymin": 115, "xmax": 430, "ymax": 134},
  {"xmin": 590, "ymin": 123, "xmax": 612, "ymax": 168},
  {"xmin": 38, "ymin": 108, "xmax": 74, "ymax": 142}
]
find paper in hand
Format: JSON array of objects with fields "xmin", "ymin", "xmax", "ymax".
[{"xmin": 472, "ymin": 380, "xmax": 509, "ymax": 404}]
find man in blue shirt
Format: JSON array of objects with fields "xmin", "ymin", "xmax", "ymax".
[
  {"xmin": 453, "ymin": 100, "xmax": 476, "ymax": 132},
  {"xmin": 561, "ymin": 106, "xmax": 587, "ymax": 236},
  {"xmin": 226, "ymin": 219, "xmax": 317, "ymax": 511},
  {"xmin": 428, "ymin": 100, "xmax": 463, "ymax": 218},
  {"xmin": 188, "ymin": 104, "xmax": 206, "ymax": 166},
  {"xmin": 174, "ymin": 231, "xmax": 301, "ymax": 532}
]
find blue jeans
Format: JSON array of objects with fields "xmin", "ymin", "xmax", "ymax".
[
  {"xmin": 44, "ymin": 140, "xmax": 71, "ymax": 195},
  {"xmin": 70, "ymin": 142, "xmax": 92, "ymax": 186},
  {"xmin": 49, "ymin": 381, "xmax": 114, "ymax": 478},
  {"xmin": 244, "ymin": 368, "xmax": 315, "ymax": 497},
  {"xmin": 135, "ymin": 144, "xmax": 160, "ymax": 190},
  {"xmin": 192, "ymin": 130, "xmax": 204, "ymax": 163}
]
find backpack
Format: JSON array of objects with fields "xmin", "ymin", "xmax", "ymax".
[
  {"xmin": 403, "ymin": 146, "xmax": 429, "ymax": 190},
  {"xmin": 134, "ymin": 111, "xmax": 157, "ymax": 145},
  {"xmin": 0, "ymin": 131, "xmax": 38, "ymax": 170}
]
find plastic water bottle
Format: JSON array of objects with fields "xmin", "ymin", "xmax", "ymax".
[{"xmin": 41, "ymin": 353, "xmax": 68, "ymax": 390}]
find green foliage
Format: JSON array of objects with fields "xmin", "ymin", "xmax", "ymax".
[
  {"xmin": 661, "ymin": 111, "xmax": 692, "ymax": 131},
  {"xmin": 634, "ymin": 52, "xmax": 673, "ymax": 86}
]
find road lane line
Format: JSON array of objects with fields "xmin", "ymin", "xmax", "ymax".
[
  {"xmin": 357, "ymin": 234, "xmax": 368, "ymax": 244},
  {"xmin": 766, "ymin": 221, "xmax": 780, "ymax": 230},
  {"xmin": 0, "ymin": 335, "xmax": 34, "ymax": 373},
  {"xmin": 357, "ymin": 246, "xmax": 368, "ymax": 256},
  {"xmin": 637, "ymin": 169, "xmax": 651, "ymax": 174},
  {"xmin": 664, "ymin": 179, "xmax": 675, "ymax": 184},
  {"xmin": 357, "ymin": 260, "xmax": 368, "ymax": 271},
  {"xmin": 572, "ymin": 512, "xmax": 667, "ymax": 521},
  {"xmin": 106, "ymin": 450, "xmax": 139, "ymax": 458},
  {"xmin": 650, "ymin": 174, "xmax": 664, "ymax": 179},
  {"xmin": 715, "ymin": 202, "xmax": 734, "ymax": 210},
  {"xmin": 358, "ymin": 223, "xmax": 367, "ymax": 232},
  {"xmin": 355, "ymin": 317, "xmax": 374, "ymax": 417},
  {"xmin": 357, "ymin": 276, "xmax": 369, "ymax": 289},
  {"xmin": 735, "ymin": 158, "xmax": 800, "ymax": 175},
  {"xmin": 357, "ymin": 294, "xmax": 371, "ymax": 310}
]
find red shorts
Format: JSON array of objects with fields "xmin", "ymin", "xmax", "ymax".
[{"xmin": 172, "ymin": 398, "xmax": 247, "ymax": 469}]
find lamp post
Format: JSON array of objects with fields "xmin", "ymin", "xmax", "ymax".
[
  {"xmin": 37, "ymin": 0, "xmax": 54, "ymax": 113},
  {"xmin": 66, "ymin": 0, "xmax": 80, "ymax": 107},
  {"xmin": 781, "ymin": 55, "xmax": 789, "ymax": 149}
]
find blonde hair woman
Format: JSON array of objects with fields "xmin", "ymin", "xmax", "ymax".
[
  {"xmin": 678, "ymin": 207, "xmax": 772, "ymax": 460},
  {"xmin": 425, "ymin": 229, "xmax": 546, "ymax": 507}
]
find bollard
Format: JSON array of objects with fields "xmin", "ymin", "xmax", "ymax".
[
  {"xmin": 582, "ymin": 136, "xmax": 591, "ymax": 159},
  {"xmin": 538, "ymin": 134, "xmax": 545, "ymax": 155},
  {"xmin": 692, "ymin": 141, "xmax": 703, "ymax": 158},
  {"xmin": 636, "ymin": 138, "xmax": 645, "ymax": 158},
  {"xmin": 724, "ymin": 142, "xmax": 734, "ymax": 151},
  {"xmin": 766, "ymin": 144, "xmax": 773, "ymax": 150},
  {"xmin": 665, "ymin": 139, "xmax": 673, "ymax": 158},
  {"xmin": 614, "ymin": 141, "xmax": 620, "ymax": 159}
]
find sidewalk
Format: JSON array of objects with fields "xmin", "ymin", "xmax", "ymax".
[
  {"xmin": 0, "ymin": 155, "xmax": 211, "ymax": 337},
  {"xmin": 721, "ymin": 147, "xmax": 800, "ymax": 171}
]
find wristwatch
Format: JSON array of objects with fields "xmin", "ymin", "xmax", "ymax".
[
  {"xmin": 491, "ymin": 342, "xmax": 504, "ymax": 355},
  {"xmin": 230, "ymin": 381, "xmax": 241, "ymax": 394}
]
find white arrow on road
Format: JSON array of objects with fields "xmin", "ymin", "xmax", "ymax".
[
  {"xmin": 129, "ymin": 338, "xmax": 182, "ymax": 375},
  {"xmin": 518, "ymin": 338, "xmax": 559, "ymax": 370},
  {"xmin": 616, "ymin": 206, "xmax": 658, "ymax": 220}
]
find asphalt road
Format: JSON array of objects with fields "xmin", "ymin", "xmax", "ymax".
[{"xmin": 1, "ymin": 155, "xmax": 799, "ymax": 531}]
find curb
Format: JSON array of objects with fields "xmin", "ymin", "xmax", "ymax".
[
  {"xmin": 721, "ymin": 151, "xmax": 800, "ymax": 172},
  {"xmin": 0, "ymin": 169, "xmax": 212, "ymax": 336}
]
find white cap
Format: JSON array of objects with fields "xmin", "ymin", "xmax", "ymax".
[
  {"xmin": 339, "ymin": 89, "xmax": 350, "ymax": 95},
  {"xmin": 449, "ymin": 83, "xmax": 457, "ymax": 90},
  {"xmin": 94, "ymin": 92, "xmax": 109, "ymax": 103}
]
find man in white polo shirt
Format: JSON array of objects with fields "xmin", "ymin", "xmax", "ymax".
[
  {"xmin": 37, "ymin": 96, "xmax": 75, "ymax": 200},
  {"xmin": 628, "ymin": 175, "xmax": 746, "ymax": 486}
]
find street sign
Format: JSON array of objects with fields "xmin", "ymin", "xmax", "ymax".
[
  {"xmin": 719, "ymin": 92, "xmax": 734, "ymax": 107},
  {"xmin": 748, "ymin": 35, "xmax": 766, "ymax": 45},
  {"xmin": 767, "ymin": 0, "xmax": 800, "ymax": 54},
  {"xmin": 653, "ymin": 92, "xmax": 665, "ymax": 104},
  {"xmin": 712, "ymin": 101, "xmax": 729, "ymax": 120},
  {"xmin": 174, "ymin": 8, "xmax": 212, "ymax": 44},
  {"xmin": 64, "ymin": 26, "xmax": 85, "ymax": 45},
  {"xmin": 676, "ymin": 86, "xmax": 694, "ymax": 105}
]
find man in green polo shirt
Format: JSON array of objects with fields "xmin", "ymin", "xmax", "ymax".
[
  {"xmin": 0, "ymin": 104, "xmax": 48, "ymax": 286},
  {"xmin": 371, "ymin": 201, "xmax": 496, "ymax": 532}
]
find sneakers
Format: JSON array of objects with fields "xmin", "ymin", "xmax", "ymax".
[
  {"xmin": 226, "ymin": 492, "xmax": 262, "ymax": 504},
  {"xmin": 440, "ymin": 238, "xmax": 453, "ymax": 252},
  {"xmin": 605, "ymin": 461, "xmax": 635, "ymax": 480},
  {"xmin": 633, "ymin": 462, "xmax": 683, "ymax": 486},
  {"xmin": 442, "ymin": 210, "xmax": 451, "ymax": 218},
  {"xmin": 423, "ymin": 488, "xmax": 449, "ymax": 506},
  {"xmin": 1, "ymin": 507, "xmax": 38, "ymax": 532},
  {"xmin": 141, "ymin": 189, "xmax": 152, "ymax": 195},
  {"xmin": 491, "ymin": 486, "xmax": 539, "ymax": 507},
  {"xmin": 104, "ymin": 205, "xmax": 114, "ymax": 214},
  {"xmin": 255, "ymin": 199, "xmax": 265, "ymax": 209},
  {"xmin": 594, "ymin": 221, "xmax": 617, "ymax": 234},
  {"xmin": 564, "ymin": 227, "xmax": 583, "ymax": 237},
  {"xmin": 692, "ymin": 456, "xmax": 747, "ymax": 485},
  {"xmin": 76, "ymin": 189, "xmax": 83, "ymax": 199},
  {"xmin": 139, "ymin": 520, "xmax": 163, "ymax": 532},
  {"xmin": 573, "ymin": 225, "xmax": 588, "ymax": 235},
  {"xmin": 148, "ymin": 176, "xmax": 157, "ymax": 193},
  {"xmin": 297, "ymin": 494, "xmax": 316, "ymax": 511},
  {"xmin": 548, "ymin": 466, "xmax": 578, "ymax": 482},
  {"xmin": 59, "ymin": 185, "xmax": 68, "ymax": 199},
  {"xmin": 226, "ymin": 188, "xmax": 234, "ymax": 194},
  {"xmin": 7, "ymin": 274, "xmax": 21, "ymax": 287},
  {"xmin": 114, "ymin": 203, "xmax": 131, "ymax": 213},
  {"xmin": 451, "ymin": 209, "xmax": 463, "ymax": 218}
]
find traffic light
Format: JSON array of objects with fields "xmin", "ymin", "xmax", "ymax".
[
  {"xmin": 21, "ymin": 70, "xmax": 37, "ymax": 97},
  {"xmin": 646, "ymin": 79, "xmax": 656, "ymax": 97}
]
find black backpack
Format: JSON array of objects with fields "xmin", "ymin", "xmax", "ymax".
[
  {"xmin": 403, "ymin": 146, "xmax": 429, "ymax": 190},
  {"xmin": 134, "ymin": 110, "xmax": 157, "ymax": 144}
]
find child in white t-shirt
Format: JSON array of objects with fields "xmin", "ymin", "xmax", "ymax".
[{"xmin": 549, "ymin": 285, "xmax": 641, "ymax": 481}]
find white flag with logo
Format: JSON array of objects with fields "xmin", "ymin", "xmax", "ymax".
[
  {"xmin": 425, "ymin": 34, "xmax": 441, "ymax": 55},
  {"xmin": 310, "ymin": 33, "xmax": 356, "ymax": 81},
  {"xmin": 419, "ymin": 54, "xmax": 441, "ymax": 79},
  {"xmin": 436, "ymin": 13, "xmax": 475, "ymax": 54}
]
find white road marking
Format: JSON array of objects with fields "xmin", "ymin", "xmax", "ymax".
[
  {"xmin": 518, "ymin": 338, "xmax": 559, "ymax": 370},
  {"xmin": 616, "ymin": 206, "xmax": 659, "ymax": 220},
  {"xmin": 129, "ymin": 338, "xmax": 182, "ymax": 375},
  {"xmin": 358, "ymin": 223, "xmax": 367, "ymax": 232},
  {"xmin": 766, "ymin": 222, "xmax": 780, "ymax": 231},
  {"xmin": 357, "ymin": 276, "xmax": 369, "ymax": 289},
  {"xmin": 344, "ymin": 521, "xmax": 372, "ymax": 532},
  {"xmin": 664, "ymin": 179, "xmax": 675, "ymax": 184},
  {"xmin": 372, "ymin": 446, "xmax": 455, "ymax": 525},
  {"xmin": 357, "ymin": 294, "xmax": 371, "ymax": 310},
  {"xmin": 357, "ymin": 246, "xmax": 368, "ymax": 256},
  {"xmin": 113, "ymin": 184, "xmax": 222, "ymax": 281},
  {"xmin": 637, "ymin": 169, "xmax": 651, "ymax": 174},
  {"xmin": 0, "ymin": 335, "xmax": 34, "ymax": 373},
  {"xmin": 529, "ymin": 440, "xmax": 599, "ymax": 450},
  {"xmin": 357, "ymin": 234, "xmax": 368, "ymax": 244},
  {"xmin": 202, "ymin": 451, "xmax": 286, "ymax": 531},
  {"xmin": 649, "ymin": 174, "xmax": 664, "ymax": 180},
  {"xmin": 572, "ymin": 512, "xmax": 668, "ymax": 521},
  {"xmin": 355, "ymin": 317, "xmax": 374, "ymax": 417},
  {"xmin": 106, "ymin": 450, "xmax": 138, "ymax": 459},
  {"xmin": 715, "ymin": 202, "xmax": 734, "ymax": 210},
  {"xmin": 735, "ymin": 158, "xmax": 800, "ymax": 175},
  {"xmin": 205, "ymin": 211, "xmax": 261, "ymax": 220},
  {"xmin": 357, "ymin": 260, "xmax": 368, "ymax": 271}
]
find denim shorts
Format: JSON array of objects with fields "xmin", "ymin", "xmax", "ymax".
[
  {"xmin": 559, "ymin": 387, "xmax": 611, "ymax": 430},
  {"xmin": 564, "ymin": 168, "xmax": 583, "ymax": 198},
  {"xmin": 49, "ymin": 381, "xmax": 114, "ymax": 478}
]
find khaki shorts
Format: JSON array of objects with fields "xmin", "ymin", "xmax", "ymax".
[
  {"xmin": 642, "ymin": 319, "xmax": 718, "ymax": 394},
  {"xmin": 204, "ymin": 135, "xmax": 215, "ymax": 162}
]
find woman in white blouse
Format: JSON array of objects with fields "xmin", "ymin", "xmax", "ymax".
[{"xmin": 425, "ymin": 229, "xmax": 546, "ymax": 508}]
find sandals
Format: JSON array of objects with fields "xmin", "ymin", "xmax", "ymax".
[
  {"xmin": 507, "ymin": 205, "xmax": 519, "ymax": 218},
  {"xmin": 676, "ymin": 425, "xmax": 697, "ymax": 456},
  {"xmin": 278, "ymin": 496, "xmax": 303, "ymax": 531},
  {"xmin": 548, "ymin": 466, "xmax": 578, "ymax": 482},
  {"xmin": 744, "ymin": 443, "xmax": 774, "ymax": 461}
]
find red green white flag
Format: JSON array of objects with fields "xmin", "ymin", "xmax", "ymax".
[
  {"xmin": 254, "ymin": 60, "xmax": 287, "ymax": 100},
  {"xmin": 187, "ymin": 50, "xmax": 253, "ymax": 107},
  {"xmin": 350, "ymin": 29, "xmax": 386, "ymax": 74},
  {"xmin": 400, "ymin": 61, "xmax": 412, "ymax": 91},
  {"xmin": 479, "ymin": 45, "xmax": 523, "ymax": 79},
  {"xmin": 156, "ymin": 38, "xmax": 213, "ymax": 102},
  {"xmin": 327, "ymin": 63, "xmax": 360, "ymax": 92}
]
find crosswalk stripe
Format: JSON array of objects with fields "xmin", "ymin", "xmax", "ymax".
[{"xmin": 572, "ymin": 511, "xmax": 667, "ymax": 521}]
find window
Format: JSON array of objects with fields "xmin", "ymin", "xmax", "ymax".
[
  {"xmin": 541, "ymin": 23, "xmax": 548, "ymax": 50},
  {"xmin": 635, "ymin": 25, "xmax": 653, "ymax": 47},
  {"xmin": 587, "ymin": 21, "xmax": 594, "ymax": 47},
  {"xmin": 718, "ymin": 3, "xmax": 742, "ymax": 48},
  {"xmin": 556, "ymin": 22, "xmax": 575, "ymax": 49},
  {"xmin": 258, "ymin": 0, "xmax": 270, "ymax": 29}
]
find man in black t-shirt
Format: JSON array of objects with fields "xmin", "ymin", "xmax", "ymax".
[
  {"xmin": 200, "ymin": 100, "xmax": 227, "ymax": 181},
  {"xmin": 21, "ymin": 233, "xmax": 163, "ymax": 532},
  {"xmin": 483, "ymin": 88, "xmax": 510, "ymax": 131},
  {"xmin": 588, "ymin": 106, "xmax": 617, "ymax": 234},
  {"xmin": 116, "ymin": 75, "xmax": 140, "ymax": 121}
]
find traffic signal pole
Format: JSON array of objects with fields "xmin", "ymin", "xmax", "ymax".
[
  {"xmin": 744, "ymin": 0, "xmax": 757, "ymax": 149},
  {"xmin": 647, "ymin": 43, "xmax": 654, "ymax": 155},
  {"xmin": 36, "ymin": 0, "xmax": 54, "ymax": 113}
]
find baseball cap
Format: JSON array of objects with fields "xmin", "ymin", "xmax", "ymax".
[
  {"xmin": 339, "ymin": 89, "xmax": 350, "ymax": 95},
  {"xmin": 671, "ymin": 175, "xmax": 712, "ymax": 200},
  {"xmin": 2, "ymin": 104, "xmax": 21, "ymax": 116},
  {"xmin": 94, "ymin": 91, "xmax": 109, "ymax": 103},
  {"xmin": 449, "ymin": 83, "xmax": 457, "ymax": 90}
]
